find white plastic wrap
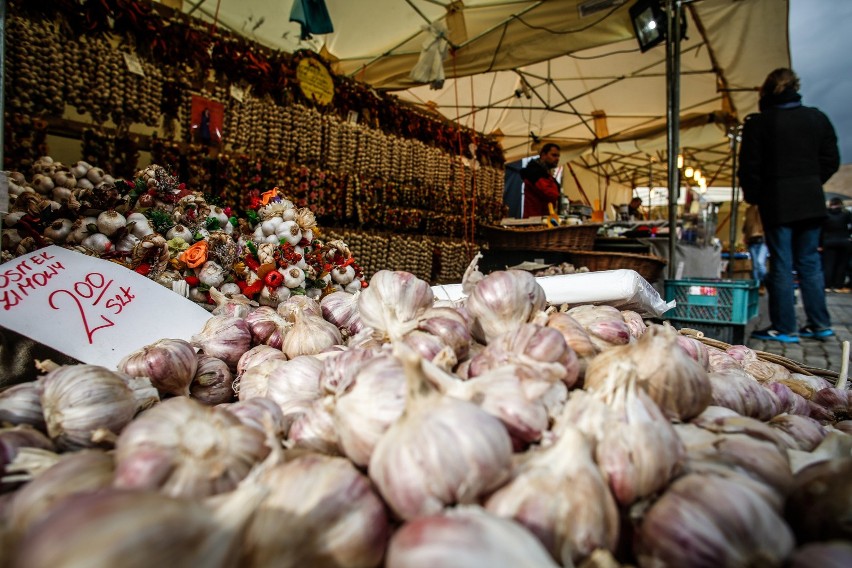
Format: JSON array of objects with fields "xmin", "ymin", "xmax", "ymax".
[{"xmin": 432, "ymin": 269, "xmax": 674, "ymax": 318}]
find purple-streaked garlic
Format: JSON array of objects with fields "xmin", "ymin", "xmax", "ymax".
[
  {"xmin": 333, "ymin": 353, "xmax": 407, "ymax": 466},
  {"xmin": 0, "ymin": 382, "xmax": 45, "ymax": 431},
  {"xmin": 118, "ymin": 338, "xmax": 198, "ymax": 397},
  {"xmin": 190, "ymin": 355, "xmax": 234, "ymax": 405},
  {"xmin": 566, "ymin": 304, "xmax": 632, "ymax": 350},
  {"xmin": 386, "ymin": 506, "xmax": 558, "ymax": 568},
  {"xmin": 358, "ymin": 270, "xmax": 434, "ymax": 340},
  {"xmin": 810, "ymin": 388, "xmax": 850, "ymax": 422},
  {"xmin": 238, "ymin": 356, "xmax": 324, "ymax": 434},
  {"xmin": 585, "ymin": 324, "xmax": 711, "ymax": 421},
  {"xmin": 221, "ymin": 398, "xmax": 286, "ymax": 439},
  {"xmin": 278, "ymin": 294, "xmax": 323, "ymax": 320},
  {"xmin": 191, "ymin": 316, "xmax": 252, "ymax": 370},
  {"xmin": 466, "ymin": 270, "xmax": 546, "ymax": 344},
  {"xmin": 113, "ymin": 397, "xmax": 269, "ymax": 498},
  {"xmin": 786, "ymin": 458, "xmax": 852, "ymax": 543},
  {"xmin": 621, "ymin": 309, "xmax": 647, "ymax": 338},
  {"xmin": 769, "ymin": 414, "xmax": 827, "ymax": 451},
  {"xmin": 369, "ymin": 347, "xmax": 513, "ymax": 520},
  {"xmin": 245, "ymin": 306, "xmax": 290, "ymax": 349},
  {"xmin": 708, "ymin": 369, "xmax": 782, "ymax": 420},
  {"xmin": 707, "ymin": 345, "xmax": 743, "ymax": 372},
  {"xmin": 768, "ymin": 382, "xmax": 811, "ymax": 415},
  {"xmin": 281, "ymin": 312, "xmax": 342, "ymax": 359},
  {"xmin": 593, "ymin": 360, "xmax": 685, "ymax": 505},
  {"xmin": 39, "ymin": 364, "xmax": 140, "ymax": 450},
  {"xmin": 637, "ymin": 474, "xmax": 794, "ymax": 567},
  {"xmin": 485, "ymin": 427, "xmax": 619, "ymax": 564},
  {"xmin": 320, "ymin": 347, "xmax": 380, "ymax": 394},
  {"xmin": 416, "ymin": 306, "xmax": 471, "ymax": 360},
  {"xmin": 1, "ymin": 426, "xmax": 55, "ymax": 490},
  {"xmin": 320, "ymin": 291, "xmax": 364, "ymax": 337},
  {"xmin": 676, "ymin": 335, "xmax": 711, "ymax": 370},
  {"xmin": 545, "ymin": 312, "xmax": 599, "ymax": 359},
  {"xmin": 402, "ymin": 330, "xmax": 457, "ymax": 371},
  {"xmin": 6, "ymin": 450, "xmax": 114, "ymax": 538},
  {"xmin": 236, "ymin": 345, "xmax": 287, "ymax": 379},
  {"xmin": 241, "ymin": 453, "xmax": 390, "ymax": 568},
  {"xmin": 287, "ymin": 398, "xmax": 341, "ymax": 455}
]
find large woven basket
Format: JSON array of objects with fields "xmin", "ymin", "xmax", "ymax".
[
  {"xmin": 566, "ymin": 250, "xmax": 668, "ymax": 283},
  {"xmin": 480, "ymin": 224, "xmax": 600, "ymax": 252}
]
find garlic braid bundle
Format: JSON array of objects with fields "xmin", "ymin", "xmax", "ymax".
[
  {"xmin": 485, "ymin": 427, "xmax": 620, "ymax": 564},
  {"xmin": 39, "ymin": 365, "xmax": 140, "ymax": 450},
  {"xmin": 369, "ymin": 347, "xmax": 513, "ymax": 520},
  {"xmin": 113, "ymin": 397, "xmax": 269, "ymax": 498},
  {"xmin": 466, "ymin": 270, "xmax": 546, "ymax": 344},
  {"xmin": 585, "ymin": 324, "xmax": 712, "ymax": 421},
  {"xmin": 358, "ymin": 270, "xmax": 434, "ymax": 340}
]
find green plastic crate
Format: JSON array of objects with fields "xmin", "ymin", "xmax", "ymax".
[{"xmin": 664, "ymin": 278, "xmax": 759, "ymax": 325}]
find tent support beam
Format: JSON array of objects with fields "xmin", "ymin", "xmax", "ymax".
[{"xmin": 666, "ymin": 0, "xmax": 682, "ymax": 280}]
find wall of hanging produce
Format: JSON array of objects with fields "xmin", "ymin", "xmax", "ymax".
[{"xmin": 4, "ymin": 0, "xmax": 506, "ymax": 251}]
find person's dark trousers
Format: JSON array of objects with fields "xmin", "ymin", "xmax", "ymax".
[
  {"xmin": 764, "ymin": 220, "xmax": 831, "ymax": 334},
  {"xmin": 822, "ymin": 242, "xmax": 851, "ymax": 288}
]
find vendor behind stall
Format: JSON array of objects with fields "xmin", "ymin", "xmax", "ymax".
[
  {"xmin": 628, "ymin": 197, "xmax": 646, "ymax": 220},
  {"xmin": 521, "ymin": 144, "xmax": 561, "ymax": 218}
]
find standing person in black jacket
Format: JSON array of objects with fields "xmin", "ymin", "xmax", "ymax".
[
  {"xmin": 738, "ymin": 68, "xmax": 840, "ymax": 343},
  {"xmin": 822, "ymin": 197, "xmax": 852, "ymax": 292}
]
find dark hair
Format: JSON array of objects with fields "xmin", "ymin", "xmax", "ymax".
[
  {"xmin": 760, "ymin": 68, "xmax": 800, "ymax": 98},
  {"xmin": 829, "ymin": 197, "xmax": 844, "ymax": 207},
  {"xmin": 540, "ymin": 143, "xmax": 561, "ymax": 155}
]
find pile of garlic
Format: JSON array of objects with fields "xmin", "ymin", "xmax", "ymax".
[
  {"xmin": 1, "ymin": 266, "xmax": 851, "ymax": 568},
  {"xmin": 1, "ymin": 157, "xmax": 368, "ymax": 308}
]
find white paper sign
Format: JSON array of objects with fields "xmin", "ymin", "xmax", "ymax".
[
  {"xmin": 122, "ymin": 52, "xmax": 146, "ymax": 77},
  {"xmin": 0, "ymin": 246, "xmax": 212, "ymax": 370}
]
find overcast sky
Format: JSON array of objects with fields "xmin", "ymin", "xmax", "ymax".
[{"xmin": 789, "ymin": 0, "xmax": 852, "ymax": 164}]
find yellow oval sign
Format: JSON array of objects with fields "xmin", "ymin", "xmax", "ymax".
[{"xmin": 296, "ymin": 57, "xmax": 335, "ymax": 106}]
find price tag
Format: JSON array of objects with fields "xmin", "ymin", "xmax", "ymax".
[
  {"xmin": 122, "ymin": 52, "xmax": 146, "ymax": 77},
  {"xmin": 0, "ymin": 246, "xmax": 212, "ymax": 370},
  {"xmin": 230, "ymin": 84, "xmax": 247, "ymax": 102}
]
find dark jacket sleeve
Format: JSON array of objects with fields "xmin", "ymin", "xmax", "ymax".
[
  {"xmin": 818, "ymin": 111, "xmax": 840, "ymax": 183},
  {"xmin": 737, "ymin": 114, "xmax": 762, "ymax": 204}
]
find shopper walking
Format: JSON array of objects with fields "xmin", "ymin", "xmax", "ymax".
[
  {"xmin": 738, "ymin": 68, "xmax": 840, "ymax": 343},
  {"xmin": 520, "ymin": 143, "xmax": 561, "ymax": 218},
  {"xmin": 822, "ymin": 197, "xmax": 852, "ymax": 292},
  {"xmin": 743, "ymin": 203, "xmax": 768, "ymax": 291}
]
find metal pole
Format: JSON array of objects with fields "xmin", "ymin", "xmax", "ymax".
[
  {"xmin": 727, "ymin": 124, "xmax": 741, "ymax": 278},
  {"xmin": 666, "ymin": 0, "xmax": 682, "ymax": 279}
]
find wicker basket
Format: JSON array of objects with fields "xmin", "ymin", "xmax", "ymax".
[
  {"xmin": 565, "ymin": 250, "xmax": 668, "ymax": 283},
  {"xmin": 480, "ymin": 224, "xmax": 601, "ymax": 252}
]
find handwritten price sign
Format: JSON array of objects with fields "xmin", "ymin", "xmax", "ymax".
[{"xmin": 0, "ymin": 246, "xmax": 212, "ymax": 369}]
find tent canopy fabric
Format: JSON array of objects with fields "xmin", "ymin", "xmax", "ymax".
[{"xmin": 178, "ymin": 0, "xmax": 790, "ymax": 190}]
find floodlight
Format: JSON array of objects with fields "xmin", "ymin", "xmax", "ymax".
[{"xmin": 630, "ymin": 0, "xmax": 666, "ymax": 53}]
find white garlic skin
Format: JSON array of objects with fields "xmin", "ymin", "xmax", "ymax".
[
  {"xmin": 281, "ymin": 313, "xmax": 342, "ymax": 359},
  {"xmin": 191, "ymin": 316, "xmax": 252, "ymax": 370},
  {"xmin": 236, "ymin": 345, "xmax": 287, "ymax": 379},
  {"xmin": 358, "ymin": 270, "xmax": 434, "ymax": 340},
  {"xmin": 81, "ymin": 232, "xmax": 112, "ymax": 253},
  {"xmin": 197, "ymin": 261, "xmax": 226, "ymax": 289},
  {"xmin": 39, "ymin": 364, "xmax": 139, "ymax": 451},
  {"xmin": 166, "ymin": 224, "xmax": 194, "ymax": 242},
  {"xmin": 0, "ymin": 383, "xmax": 46, "ymax": 431},
  {"xmin": 118, "ymin": 339, "xmax": 198, "ymax": 397},
  {"xmin": 466, "ymin": 270, "xmax": 547, "ymax": 344},
  {"xmin": 96, "ymin": 210, "xmax": 126, "ymax": 237}
]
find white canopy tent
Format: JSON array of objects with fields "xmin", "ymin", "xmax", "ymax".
[{"xmin": 176, "ymin": 0, "xmax": 791, "ymax": 195}]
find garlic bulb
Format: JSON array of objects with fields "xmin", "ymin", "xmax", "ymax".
[
  {"xmin": 237, "ymin": 345, "xmax": 287, "ymax": 378},
  {"xmin": 118, "ymin": 338, "xmax": 198, "ymax": 397},
  {"xmin": 707, "ymin": 346, "xmax": 743, "ymax": 372},
  {"xmin": 245, "ymin": 306, "xmax": 290, "ymax": 349},
  {"xmin": 768, "ymin": 382, "xmax": 811, "ymax": 415},
  {"xmin": 637, "ymin": 474, "xmax": 794, "ymax": 567},
  {"xmin": 287, "ymin": 398, "xmax": 341, "ymax": 455},
  {"xmin": 416, "ymin": 306, "xmax": 472, "ymax": 360},
  {"xmin": 113, "ymin": 397, "xmax": 269, "ymax": 498},
  {"xmin": 7, "ymin": 450, "xmax": 114, "ymax": 538},
  {"xmin": 10, "ymin": 487, "xmax": 259, "ymax": 568},
  {"xmin": 788, "ymin": 542, "xmax": 852, "ymax": 568},
  {"xmin": 81, "ymin": 232, "xmax": 112, "ymax": 253},
  {"xmin": 585, "ymin": 324, "xmax": 712, "ymax": 421},
  {"xmin": 566, "ymin": 304, "xmax": 632, "ymax": 350},
  {"xmin": 0, "ymin": 426, "xmax": 55, "ymax": 491},
  {"xmin": 221, "ymin": 398, "xmax": 286, "ymax": 439},
  {"xmin": 126, "ymin": 212, "xmax": 154, "ymax": 238},
  {"xmin": 466, "ymin": 270, "xmax": 546, "ymax": 344},
  {"xmin": 334, "ymin": 353, "xmax": 407, "ymax": 466},
  {"xmin": 358, "ymin": 270, "xmax": 434, "ymax": 340},
  {"xmin": 386, "ymin": 506, "xmax": 559, "ymax": 568},
  {"xmin": 197, "ymin": 261, "xmax": 226, "ymax": 288},
  {"xmin": 320, "ymin": 347, "xmax": 380, "ymax": 394},
  {"xmin": 676, "ymin": 335, "xmax": 711, "ymax": 370},
  {"xmin": 0, "ymin": 382, "xmax": 46, "ymax": 430},
  {"xmin": 708, "ymin": 369, "xmax": 782, "ymax": 420},
  {"xmin": 241, "ymin": 454, "xmax": 390, "ymax": 568},
  {"xmin": 786, "ymin": 457, "xmax": 852, "ymax": 543},
  {"xmin": 96, "ymin": 210, "xmax": 126, "ymax": 237},
  {"xmin": 320, "ymin": 291, "xmax": 364, "ymax": 336},
  {"xmin": 545, "ymin": 312, "xmax": 599, "ymax": 359},
  {"xmin": 190, "ymin": 355, "xmax": 234, "ymax": 405},
  {"xmin": 769, "ymin": 414, "xmax": 827, "ymax": 451},
  {"xmin": 593, "ymin": 360, "xmax": 684, "ymax": 505},
  {"xmin": 166, "ymin": 224, "xmax": 194, "ymax": 242},
  {"xmin": 238, "ymin": 356, "xmax": 324, "ymax": 434},
  {"xmin": 369, "ymin": 348, "xmax": 513, "ymax": 520},
  {"xmin": 621, "ymin": 309, "xmax": 647, "ymax": 338},
  {"xmin": 191, "ymin": 316, "xmax": 252, "ymax": 370},
  {"xmin": 402, "ymin": 330, "xmax": 457, "ymax": 370},
  {"xmin": 43, "ymin": 219, "xmax": 73, "ymax": 243},
  {"xmin": 278, "ymin": 294, "xmax": 323, "ymax": 320},
  {"xmin": 115, "ymin": 232, "xmax": 140, "ymax": 253},
  {"xmin": 209, "ymin": 287, "xmax": 257, "ymax": 319},
  {"xmin": 281, "ymin": 312, "xmax": 342, "ymax": 359},
  {"xmin": 485, "ymin": 427, "xmax": 620, "ymax": 564},
  {"xmin": 811, "ymin": 388, "xmax": 851, "ymax": 422},
  {"xmin": 40, "ymin": 364, "xmax": 139, "ymax": 450}
]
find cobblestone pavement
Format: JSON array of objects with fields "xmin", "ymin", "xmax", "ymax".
[{"xmin": 746, "ymin": 290, "xmax": 852, "ymax": 374}]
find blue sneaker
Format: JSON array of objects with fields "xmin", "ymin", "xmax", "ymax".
[
  {"xmin": 798, "ymin": 325, "xmax": 835, "ymax": 339},
  {"xmin": 751, "ymin": 328, "xmax": 800, "ymax": 343}
]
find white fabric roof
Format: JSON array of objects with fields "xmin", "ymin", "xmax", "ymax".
[{"xmin": 176, "ymin": 0, "xmax": 790, "ymax": 190}]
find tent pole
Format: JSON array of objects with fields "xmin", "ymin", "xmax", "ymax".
[
  {"xmin": 727, "ymin": 123, "xmax": 741, "ymax": 277},
  {"xmin": 666, "ymin": 0, "xmax": 682, "ymax": 280}
]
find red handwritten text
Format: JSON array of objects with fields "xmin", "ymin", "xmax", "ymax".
[
  {"xmin": 0, "ymin": 251, "xmax": 65, "ymax": 310},
  {"xmin": 48, "ymin": 272, "xmax": 136, "ymax": 344}
]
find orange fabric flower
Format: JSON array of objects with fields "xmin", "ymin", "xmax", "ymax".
[{"xmin": 180, "ymin": 240, "xmax": 208, "ymax": 269}]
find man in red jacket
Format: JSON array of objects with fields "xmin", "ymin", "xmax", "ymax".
[{"xmin": 521, "ymin": 143, "xmax": 561, "ymax": 218}]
